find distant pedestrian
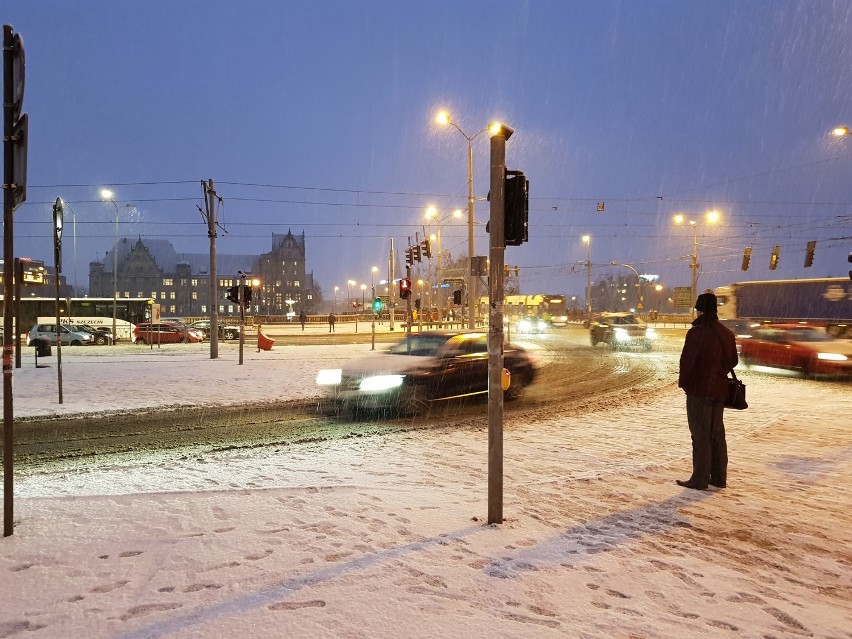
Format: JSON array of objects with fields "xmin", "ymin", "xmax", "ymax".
[
  {"xmin": 328, "ymin": 312, "xmax": 335, "ymax": 332},
  {"xmin": 677, "ymin": 291, "xmax": 738, "ymax": 491},
  {"xmin": 299, "ymin": 311, "xmax": 307, "ymax": 331}
]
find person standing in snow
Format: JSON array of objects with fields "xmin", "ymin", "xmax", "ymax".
[
  {"xmin": 328, "ymin": 312, "xmax": 336, "ymax": 332},
  {"xmin": 299, "ymin": 311, "xmax": 307, "ymax": 330},
  {"xmin": 677, "ymin": 291, "xmax": 738, "ymax": 490}
]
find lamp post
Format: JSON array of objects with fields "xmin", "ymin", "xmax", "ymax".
[
  {"xmin": 610, "ymin": 261, "xmax": 643, "ymax": 311},
  {"xmin": 334, "ymin": 286, "xmax": 339, "ymax": 313},
  {"xmin": 100, "ymin": 189, "xmax": 120, "ymax": 344},
  {"xmin": 347, "ymin": 280, "xmax": 355, "ymax": 310},
  {"xmin": 360, "ymin": 283, "xmax": 366, "ymax": 310},
  {"xmin": 582, "ymin": 235, "xmax": 592, "ymax": 323},
  {"xmin": 673, "ymin": 211, "xmax": 720, "ymax": 317},
  {"xmin": 371, "ymin": 266, "xmax": 378, "ymax": 350},
  {"xmin": 425, "ymin": 205, "xmax": 462, "ymax": 318},
  {"xmin": 435, "ymin": 111, "xmax": 490, "ymax": 329}
]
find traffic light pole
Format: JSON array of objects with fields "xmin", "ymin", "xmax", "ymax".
[
  {"xmin": 488, "ymin": 127, "xmax": 509, "ymax": 526},
  {"xmin": 371, "ymin": 283, "xmax": 376, "ymax": 351},
  {"xmin": 238, "ymin": 273, "xmax": 245, "ymax": 365}
]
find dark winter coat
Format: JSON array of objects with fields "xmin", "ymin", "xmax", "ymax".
[{"xmin": 678, "ymin": 314, "xmax": 738, "ymax": 400}]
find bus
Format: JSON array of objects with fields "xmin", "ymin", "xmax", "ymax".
[
  {"xmin": 2, "ymin": 297, "xmax": 153, "ymax": 342},
  {"xmin": 478, "ymin": 294, "xmax": 571, "ymax": 327}
]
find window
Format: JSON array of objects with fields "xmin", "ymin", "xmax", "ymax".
[
  {"xmin": 200, "ymin": 305, "xmax": 207, "ymax": 313},
  {"xmin": 191, "ymin": 291, "xmax": 198, "ymax": 300},
  {"xmin": 163, "ymin": 278, "xmax": 173, "ymax": 286},
  {"xmin": 294, "ymin": 280, "xmax": 300, "ymax": 288},
  {"xmin": 169, "ymin": 305, "xmax": 176, "ymax": 313},
  {"xmin": 169, "ymin": 292, "xmax": 176, "ymax": 299},
  {"xmin": 180, "ymin": 279, "xmax": 187, "ymax": 286},
  {"xmin": 151, "ymin": 292, "xmax": 157, "ymax": 300},
  {"xmin": 160, "ymin": 291, "xmax": 166, "ymax": 299},
  {"xmin": 191, "ymin": 279, "xmax": 198, "ymax": 287}
]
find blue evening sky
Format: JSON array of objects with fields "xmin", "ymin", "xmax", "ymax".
[{"xmin": 4, "ymin": 0, "xmax": 852, "ymax": 302}]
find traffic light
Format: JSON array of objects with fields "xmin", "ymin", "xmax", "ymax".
[
  {"xmin": 769, "ymin": 245, "xmax": 780, "ymax": 270},
  {"xmin": 226, "ymin": 285, "xmax": 240, "ymax": 304},
  {"xmin": 399, "ymin": 278, "xmax": 412, "ymax": 299},
  {"xmin": 412, "ymin": 243, "xmax": 422, "ymax": 263},
  {"xmin": 453, "ymin": 290, "xmax": 462, "ymax": 305},
  {"xmin": 422, "ymin": 238, "xmax": 432, "ymax": 259},
  {"xmin": 372, "ymin": 297, "xmax": 383, "ymax": 312},
  {"xmin": 242, "ymin": 285, "xmax": 252, "ymax": 305},
  {"xmin": 405, "ymin": 248, "xmax": 413, "ymax": 268},
  {"xmin": 414, "ymin": 298, "xmax": 421, "ymax": 310},
  {"xmin": 741, "ymin": 246, "xmax": 752, "ymax": 271},
  {"xmin": 848, "ymin": 252, "xmax": 852, "ymax": 280},
  {"xmin": 804, "ymin": 241, "xmax": 816, "ymax": 268},
  {"xmin": 504, "ymin": 170, "xmax": 529, "ymax": 246}
]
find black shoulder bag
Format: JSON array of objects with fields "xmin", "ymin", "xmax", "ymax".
[{"xmin": 713, "ymin": 327, "xmax": 748, "ymax": 410}]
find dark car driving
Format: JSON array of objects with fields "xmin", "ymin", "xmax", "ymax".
[
  {"xmin": 316, "ymin": 330, "xmax": 537, "ymax": 416},
  {"xmin": 590, "ymin": 312, "xmax": 657, "ymax": 351}
]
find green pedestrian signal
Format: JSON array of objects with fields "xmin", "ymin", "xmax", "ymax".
[{"xmin": 372, "ymin": 297, "xmax": 384, "ymax": 312}]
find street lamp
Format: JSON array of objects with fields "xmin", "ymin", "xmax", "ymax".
[
  {"xmin": 360, "ymin": 284, "xmax": 367, "ymax": 311},
  {"xmin": 425, "ymin": 205, "xmax": 463, "ymax": 315},
  {"xmin": 334, "ymin": 286, "xmax": 339, "ymax": 313},
  {"xmin": 673, "ymin": 210, "xmax": 720, "ymax": 317},
  {"xmin": 610, "ymin": 261, "xmax": 643, "ymax": 311},
  {"xmin": 582, "ymin": 235, "xmax": 592, "ymax": 322},
  {"xmin": 347, "ymin": 280, "xmax": 356, "ymax": 309},
  {"xmin": 100, "ymin": 189, "xmax": 120, "ymax": 344},
  {"xmin": 435, "ymin": 110, "xmax": 491, "ymax": 329}
]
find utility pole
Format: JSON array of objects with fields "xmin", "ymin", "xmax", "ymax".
[
  {"xmin": 238, "ymin": 272, "xmax": 245, "ymax": 365},
  {"xmin": 488, "ymin": 123, "xmax": 513, "ymax": 526},
  {"xmin": 202, "ymin": 179, "xmax": 219, "ymax": 359},
  {"xmin": 389, "ymin": 239, "xmax": 395, "ymax": 331}
]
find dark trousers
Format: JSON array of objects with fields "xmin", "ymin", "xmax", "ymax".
[{"xmin": 685, "ymin": 395, "xmax": 728, "ymax": 487}]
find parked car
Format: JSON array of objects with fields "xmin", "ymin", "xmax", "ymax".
[
  {"xmin": 134, "ymin": 322, "xmax": 203, "ymax": 345},
  {"xmin": 188, "ymin": 319, "xmax": 241, "ymax": 340},
  {"xmin": 63, "ymin": 323, "xmax": 113, "ymax": 345},
  {"xmin": 27, "ymin": 324, "xmax": 94, "ymax": 346},
  {"xmin": 589, "ymin": 312, "xmax": 656, "ymax": 351},
  {"xmin": 738, "ymin": 324, "xmax": 852, "ymax": 377},
  {"xmin": 316, "ymin": 330, "xmax": 537, "ymax": 416}
]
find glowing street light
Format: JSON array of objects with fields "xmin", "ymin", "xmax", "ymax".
[
  {"xmin": 425, "ymin": 205, "xmax": 463, "ymax": 313},
  {"xmin": 100, "ymin": 189, "xmax": 120, "ymax": 344},
  {"xmin": 435, "ymin": 110, "xmax": 491, "ymax": 329},
  {"xmin": 673, "ymin": 210, "xmax": 721, "ymax": 317}
]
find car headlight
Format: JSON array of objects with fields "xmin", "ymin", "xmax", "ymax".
[
  {"xmin": 645, "ymin": 327, "xmax": 657, "ymax": 339},
  {"xmin": 359, "ymin": 375, "xmax": 405, "ymax": 391},
  {"xmin": 817, "ymin": 353, "xmax": 848, "ymax": 361},
  {"xmin": 614, "ymin": 327, "xmax": 631, "ymax": 342},
  {"xmin": 518, "ymin": 320, "xmax": 532, "ymax": 332},
  {"xmin": 316, "ymin": 369, "xmax": 342, "ymax": 385}
]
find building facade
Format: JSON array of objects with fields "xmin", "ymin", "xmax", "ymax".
[{"xmin": 88, "ymin": 230, "xmax": 319, "ymax": 317}]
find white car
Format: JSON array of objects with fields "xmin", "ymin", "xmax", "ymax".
[{"xmin": 27, "ymin": 323, "xmax": 94, "ymax": 346}]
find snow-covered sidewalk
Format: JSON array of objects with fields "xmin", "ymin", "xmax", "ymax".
[{"xmin": 1, "ymin": 345, "xmax": 850, "ymax": 638}]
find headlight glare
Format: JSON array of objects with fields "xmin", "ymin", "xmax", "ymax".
[
  {"xmin": 359, "ymin": 375, "xmax": 405, "ymax": 391},
  {"xmin": 817, "ymin": 352, "xmax": 847, "ymax": 361},
  {"xmin": 316, "ymin": 369, "xmax": 342, "ymax": 385}
]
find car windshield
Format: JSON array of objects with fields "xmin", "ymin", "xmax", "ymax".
[
  {"xmin": 610, "ymin": 316, "xmax": 640, "ymax": 325},
  {"xmin": 387, "ymin": 335, "xmax": 449, "ymax": 357}
]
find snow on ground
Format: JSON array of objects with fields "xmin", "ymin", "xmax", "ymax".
[{"xmin": 1, "ymin": 343, "xmax": 851, "ymax": 639}]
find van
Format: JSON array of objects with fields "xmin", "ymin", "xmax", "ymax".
[{"xmin": 37, "ymin": 317, "xmax": 136, "ymax": 342}]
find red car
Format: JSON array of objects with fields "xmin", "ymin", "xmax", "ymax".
[
  {"xmin": 134, "ymin": 322, "xmax": 203, "ymax": 345},
  {"xmin": 738, "ymin": 324, "xmax": 852, "ymax": 377}
]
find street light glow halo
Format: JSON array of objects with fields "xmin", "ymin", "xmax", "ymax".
[
  {"xmin": 100, "ymin": 189, "xmax": 114, "ymax": 200},
  {"xmin": 833, "ymin": 126, "xmax": 849, "ymax": 137}
]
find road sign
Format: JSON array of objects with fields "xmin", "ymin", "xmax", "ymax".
[{"xmin": 673, "ymin": 286, "xmax": 693, "ymax": 308}]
